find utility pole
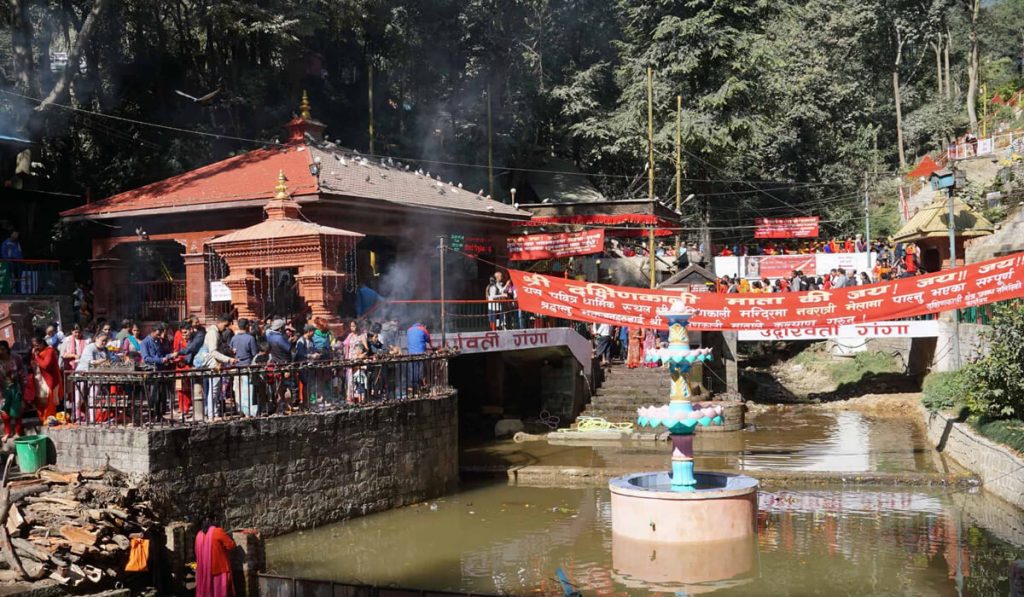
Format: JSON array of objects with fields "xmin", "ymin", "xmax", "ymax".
[
  {"xmin": 439, "ymin": 235, "xmax": 447, "ymax": 349},
  {"xmin": 703, "ymin": 196, "xmax": 711, "ymax": 270},
  {"xmin": 647, "ymin": 66, "xmax": 655, "ymax": 200},
  {"xmin": 947, "ymin": 163, "xmax": 962, "ymax": 369},
  {"xmin": 367, "ymin": 60, "xmax": 375, "ymax": 154},
  {"xmin": 646, "ymin": 66, "xmax": 656, "ymax": 288},
  {"xmin": 864, "ymin": 174, "xmax": 871, "ymax": 246},
  {"xmin": 981, "ymin": 83, "xmax": 988, "ymax": 138},
  {"xmin": 487, "ymin": 83, "xmax": 494, "ymax": 199},
  {"xmin": 648, "ymin": 227, "xmax": 657, "ymax": 289},
  {"xmin": 675, "ymin": 95, "xmax": 683, "ymax": 256}
]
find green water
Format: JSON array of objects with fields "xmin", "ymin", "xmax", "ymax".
[
  {"xmin": 464, "ymin": 408, "xmax": 945, "ymax": 474},
  {"xmin": 265, "ymin": 408, "xmax": 1021, "ymax": 595},
  {"xmin": 266, "ymin": 482, "xmax": 1021, "ymax": 595}
]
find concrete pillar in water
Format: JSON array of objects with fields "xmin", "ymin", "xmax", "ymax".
[
  {"xmin": 1011, "ymin": 560, "xmax": 1024, "ymax": 597},
  {"xmin": 231, "ymin": 530, "xmax": 266, "ymax": 597}
]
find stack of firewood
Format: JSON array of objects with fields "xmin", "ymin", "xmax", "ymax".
[{"xmin": 0, "ymin": 466, "xmax": 158, "ymax": 588}]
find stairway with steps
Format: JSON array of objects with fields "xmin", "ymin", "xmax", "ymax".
[{"xmin": 580, "ymin": 365, "xmax": 744, "ymax": 432}]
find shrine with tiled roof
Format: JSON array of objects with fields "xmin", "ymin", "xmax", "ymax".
[{"xmin": 65, "ymin": 92, "xmax": 530, "ymax": 322}]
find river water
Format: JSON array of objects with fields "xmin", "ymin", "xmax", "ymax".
[
  {"xmin": 265, "ymin": 409, "xmax": 1023, "ymax": 595},
  {"xmin": 463, "ymin": 408, "xmax": 946, "ymax": 474}
]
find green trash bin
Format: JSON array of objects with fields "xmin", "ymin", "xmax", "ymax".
[{"xmin": 14, "ymin": 435, "xmax": 47, "ymax": 473}]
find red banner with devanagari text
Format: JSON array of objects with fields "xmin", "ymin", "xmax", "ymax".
[
  {"xmin": 507, "ymin": 229, "xmax": 605, "ymax": 261},
  {"xmin": 509, "ymin": 252, "xmax": 1024, "ymax": 331},
  {"xmin": 754, "ymin": 217, "xmax": 820, "ymax": 239}
]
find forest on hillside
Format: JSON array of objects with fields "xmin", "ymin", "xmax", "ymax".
[{"xmin": 3, "ymin": 0, "xmax": 1024, "ymax": 244}]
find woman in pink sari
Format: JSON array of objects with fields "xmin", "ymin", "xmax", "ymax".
[
  {"xmin": 195, "ymin": 523, "xmax": 236, "ymax": 597},
  {"xmin": 643, "ymin": 329, "xmax": 659, "ymax": 368},
  {"xmin": 341, "ymin": 321, "xmax": 366, "ymax": 404}
]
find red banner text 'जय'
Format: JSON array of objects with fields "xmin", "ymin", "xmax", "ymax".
[{"xmin": 509, "ymin": 252, "xmax": 1024, "ymax": 331}]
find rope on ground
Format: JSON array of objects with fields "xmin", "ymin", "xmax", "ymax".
[
  {"xmin": 525, "ymin": 410, "xmax": 560, "ymax": 430},
  {"xmin": 554, "ymin": 416, "xmax": 634, "ymax": 433}
]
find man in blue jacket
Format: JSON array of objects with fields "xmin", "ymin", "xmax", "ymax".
[
  {"xmin": 405, "ymin": 321, "xmax": 433, "ymax": 394},
  {"xmin": 139, "ymin": 323, "xmax": 177, "ymax": 419}
]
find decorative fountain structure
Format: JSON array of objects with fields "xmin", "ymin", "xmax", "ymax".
[{"xmin": 609, "ymin": 301, "xmax": 759, "ymax": 547}]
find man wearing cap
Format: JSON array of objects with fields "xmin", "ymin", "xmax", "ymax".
[
  {"xmin": 202, "ymin": 315, "xmax": 238, "ymax": 419},
  {"xmin": 265, "ymin": 319, "xmax": 294, "ymax": 413},
  {"xmin": 266, "ymin": 319, "xmax": 292, "ymax": 364}
]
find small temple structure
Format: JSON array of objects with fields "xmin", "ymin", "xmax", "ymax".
[
  {"xmin": 206, "ymin": 171, "xmax": 362, "ymax": 323},
  {"xmin": 893, "ymin": 196, "xmax": 993, "ymax": 272},
  {"xmin": 62, "ymin": 93, "xmax": 531, "ymax": 323}
]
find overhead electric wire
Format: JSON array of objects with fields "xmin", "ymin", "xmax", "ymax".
[{"xmin": 1, "ymin": 88, "xmax": 861, "ymax": 190}]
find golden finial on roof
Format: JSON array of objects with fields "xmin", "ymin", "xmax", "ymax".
[
  {"xmin": 274, "ymin": 170, "xmax": 289, "ymax": 200},
  {"xmin": 300, "ymin": 90, "xmax": 312, "ymax": 120}
]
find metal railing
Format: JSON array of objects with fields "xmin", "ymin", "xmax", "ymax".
[
  {"xmin": 0, "ymin": 259, "xmax": 68, "ymax": 295},
  {"xmin": 387, "ymin": 299, "xmax": 580, "ymax": 333},
  {"xmin": 946, "ymin": 129, "xmax": 1024, "ymax": 161},
  {"xmin": 63, "ymin": 353, "xmax": 451, "ymax": 427},
  {"xmin": 115, "ymin": 280, "xmax": 187, "ymax": 322}
]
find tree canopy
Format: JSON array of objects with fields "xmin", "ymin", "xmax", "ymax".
[{"xmin": 3, "ymin": 0, "xmax": 1023, "ymax": 247}]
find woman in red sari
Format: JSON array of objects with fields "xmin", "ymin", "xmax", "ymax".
[
  {"xmin": 171, "ymin": 326, "xmax": 193, "ymax": 415},
  {"xmin": 195, "ymin": 523, "xmax": 236, "ymax": 597},
  {"xmin": 30, "ymin": 336, "xmax": 61, "ymax": 421}
]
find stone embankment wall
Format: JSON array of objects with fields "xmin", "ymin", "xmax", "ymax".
[
  {"xmin": 47, "ymin": 394, "xmax": 459, "ymax": 536},
  {"xmin": 921, "ymin": 406, "xmax": 1024, "ymax": 510}
]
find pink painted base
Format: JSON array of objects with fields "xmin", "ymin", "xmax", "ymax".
[
  {"xmin": 611, "ymin": 533, "xmax": 756, "ymax": 593},
  {"xmin": 609, "ymin": 472, "xmax": 758, "ymax": 543}
]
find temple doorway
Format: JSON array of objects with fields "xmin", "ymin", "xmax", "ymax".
[
  {"xmin": 251, "ymin": 267, "xmax": 303, "ymax": 320},
  {"xmin": 110, "ymin": 240, "xmax": 186, "ymax": 322}
]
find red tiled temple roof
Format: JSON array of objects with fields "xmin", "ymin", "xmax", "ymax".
[
  {"xmin": 309, "ymin": 146, "xmax": 527, "ymax": 218},
  {"xmin": 62, "ymin": 146, "xmax": 316, "ymax": 217},
  {"xmin": 62, "ymin": 142, "xmax": 529, "ymax": 220},
  {"xmin": 63, "ymin": 91, "xmax": 529, "ymax": 221}
]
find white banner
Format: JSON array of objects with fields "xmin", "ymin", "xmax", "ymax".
[
  {"xmin": 714, "ymin": 252, "xmax": 876, "ymax": 280},
  {"xmin": 209, "ymin": 281, "xmax": 232, "ymax": 302},
  {"xmin": 738, "ymin": 320, "xmax": 940, "ymax": 341},
  {"xmin": 444, "ymin": 328, "xmax": 592, "ymax": 370}
]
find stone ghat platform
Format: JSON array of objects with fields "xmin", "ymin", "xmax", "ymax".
[
  {"xmin": 461, "ymin": 464, "xmax": 978, "ymax": 489},
  {"xmin": 47, "ymin": 394, "xmax": 459, "ymax": 537}
]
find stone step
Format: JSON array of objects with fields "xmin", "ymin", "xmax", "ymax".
[
  {"xmin": 597, "ymin": 384, "xmax": 665, "ymax": 392},
  {"xmin": 592, "ymin": 392, "xmax": 666, "ymax": 402},
  {"xmin": 595, "ymin": 384, "xmax": 671, "ymax": 393}
]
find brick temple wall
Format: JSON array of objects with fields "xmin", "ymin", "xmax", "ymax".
[{"xmin": 47, "ymin": 394, "xmax": 459, "ymax": 536}]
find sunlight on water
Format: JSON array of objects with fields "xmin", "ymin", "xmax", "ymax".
[{"xmin": 266, "ymin": 483, "xmax": 1022, "ymax": 595}]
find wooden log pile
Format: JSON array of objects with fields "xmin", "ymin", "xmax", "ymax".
[{"xmin": 0, "ymin": 466, "xmax": 159, "ymax": 589}]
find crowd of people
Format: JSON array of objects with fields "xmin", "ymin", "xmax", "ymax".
[
  {"xmin": 0, "ymin": 312, "xmax": 445, "ymax": 436},
  {"xmin": 717, "ymin": 236, "xmax": 908, "ymax": 257},
  {"xmin": 591, "ymin": 322, "xmax": 667, "ymax": 369},
  {"xmin": 713, "ymin": 241, "xmax": 924, "ymax": 293}
]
